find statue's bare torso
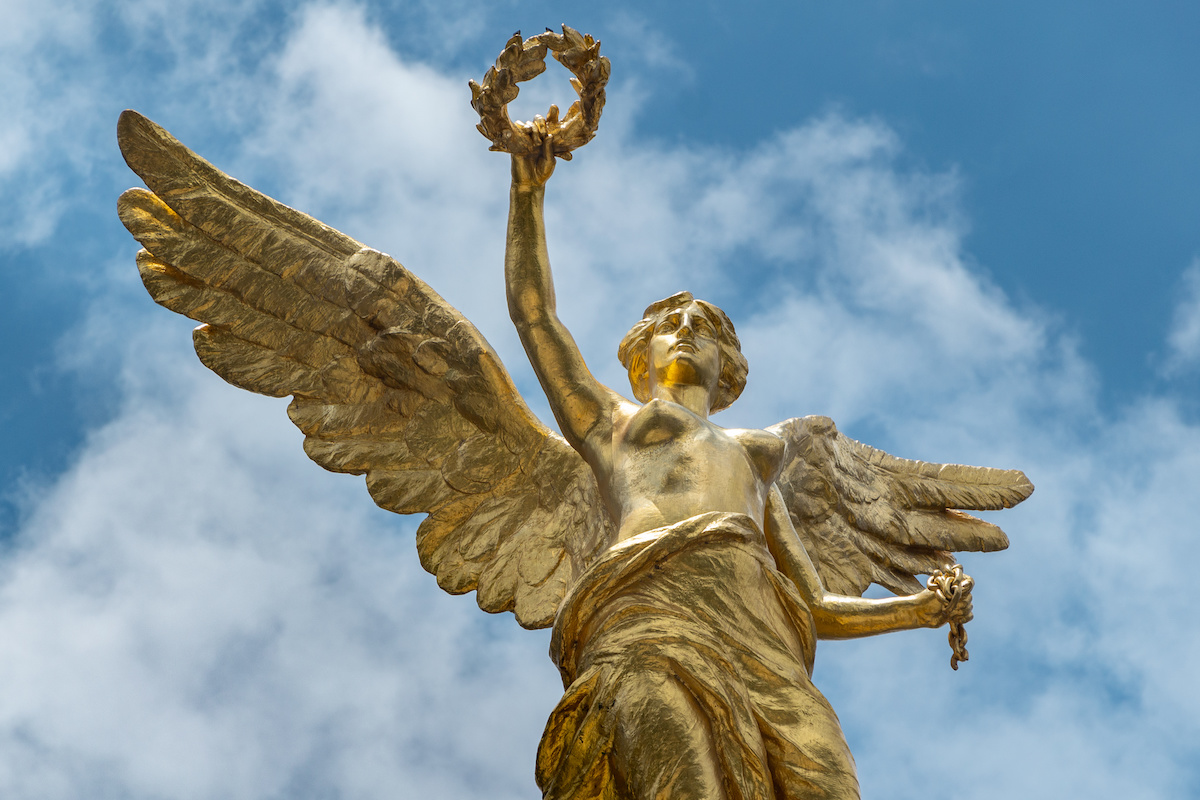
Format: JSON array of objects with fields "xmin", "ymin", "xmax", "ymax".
[{"xmin": 604, "ymin": 399, "xmax": 785, "ymax": 542}]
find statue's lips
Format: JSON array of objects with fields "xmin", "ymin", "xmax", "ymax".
[{"xmin": 672, "ymin": 341, "xmax": 697, "ymax": 353}]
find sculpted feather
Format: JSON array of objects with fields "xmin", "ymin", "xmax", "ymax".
[
  {"xmin": 117, "ymin": 110, "xmax": 613, "ymax": 629},
  {"xmin": 769, "ymin": 415, "xmax": 1033, "ymax": 595}
]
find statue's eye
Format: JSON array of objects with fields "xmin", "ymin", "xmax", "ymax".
[{"xmin": 656, "ymin": 317, "xmax": 679, "ymax": 333}]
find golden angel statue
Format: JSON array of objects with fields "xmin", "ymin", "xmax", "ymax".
[{"xmin": 117, "ymin": 28, "xmax": 1032, "ymax": 800}]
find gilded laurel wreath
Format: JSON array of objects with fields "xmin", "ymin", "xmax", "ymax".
[{"xmin": 469, "ymin": 25, "xmax": 610, "ymax": 159}]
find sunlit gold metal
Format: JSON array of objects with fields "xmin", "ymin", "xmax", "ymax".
[
  {"xmin": 928, "ymin": 564, "xmax": 976, "ymax": 669},
  {"xmin": 116, "ymin": 30, "xmax": 1032, "ymax": 800},
  {"xmin": 469, "ymin": 25, "xmax": 609, "ymax": 160}
]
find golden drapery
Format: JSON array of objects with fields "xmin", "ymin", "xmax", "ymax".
[{"xmin": 537, "ymin": 512, "xmax": 860, "ymax": 800}]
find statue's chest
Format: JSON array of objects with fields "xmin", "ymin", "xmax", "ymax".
[
  {"xmin": 619, "ymin": 398, "xmax": 729, "ymax": 453},
  {"xmin": 624, "ymin": 399, "xmax": 713, "ymax": 449},
  {"xmin": 613, "ymin": 401, "xmax": 784, "ymax": 488},
  {"xmin": 615, "ymin": 400, "xmax": 748, "ymax": 482}
]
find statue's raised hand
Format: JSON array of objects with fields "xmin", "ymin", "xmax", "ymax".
[{"xmin": 511, "ymin": 127, "xmax": 558, "ymax": 189}]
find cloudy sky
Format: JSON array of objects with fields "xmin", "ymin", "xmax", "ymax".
[{"xmin": 2, "ymin": 1, "xmax": 1199, "ymax": 798}]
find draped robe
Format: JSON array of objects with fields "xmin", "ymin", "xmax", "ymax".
[{"xmin": 537, "ymin": 512, "xmax": 860, "ymax": 800}]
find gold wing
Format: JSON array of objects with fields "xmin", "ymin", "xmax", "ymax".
[
  {"xmin": 116, "ymin": 110, "xmax": 614, "ymax": 628},
  {"xmin": 768, "ymin": 416, "xmax": 1033, "ymax": 596}
]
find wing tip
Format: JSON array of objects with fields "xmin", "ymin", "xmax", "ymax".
[
  {"xmin": 1014, "ymin": 472, "xmax": 1035, "ymax": 502},
  {"xmin": 117, "ymin": 108, "xmax": 145, "ymax": 130},
  {"xmin": 117, "ymin": 109, "xmax": 154, "ymax": 161}
]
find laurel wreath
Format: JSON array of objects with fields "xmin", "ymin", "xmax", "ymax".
[{"xmin": 469, "ymin": 25, "xmax": 610, "ymax": 160}]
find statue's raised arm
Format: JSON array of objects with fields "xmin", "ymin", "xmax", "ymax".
[
  {"xmin": 504, "ymin": 136, "xmax": 619, "ymax": 453},
  {"xmin": 473, "ymin": 28, "xmax": 619, "ymax": 455}
]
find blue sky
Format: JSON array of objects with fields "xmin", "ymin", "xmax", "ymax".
[{"xmin": 2, "ymin": 1, "xmax": 1198, "ymax": 798}]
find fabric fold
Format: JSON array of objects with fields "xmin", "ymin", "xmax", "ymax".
[{"xmin": 538, "ymin": 512, "xmax": 859, "ymax": 800}]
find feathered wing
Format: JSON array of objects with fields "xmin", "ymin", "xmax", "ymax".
[
  {"xmin": 116, "ymin": 110, "xmax": 613, "ymax": 628},
  {"xmin": 768, "ymin": 416, "xmax": 1033, "ymax": 596}
]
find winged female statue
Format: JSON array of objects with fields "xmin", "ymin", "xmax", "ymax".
[{"xmin": 117, "ymin": 27, "xmax": 1032, "ymax": 800}]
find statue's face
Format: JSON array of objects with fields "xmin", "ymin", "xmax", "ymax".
[{"xmin": 646, "ymin": 302, "xmax": 722, "ymax": 397}]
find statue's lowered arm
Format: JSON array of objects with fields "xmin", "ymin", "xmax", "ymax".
[{"xmin": 763, "ymin": 486, "xmax": 964, "ymax": 639}]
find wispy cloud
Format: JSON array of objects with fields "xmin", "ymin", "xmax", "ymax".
[
  {"xmin": 1164, "ymin": 259, "xmax": 1200, "ymax": 376},
  {"xmin": 3, "ymin": 314, "xmax": 561, "ymax": 800},
  {"xmin": 0, "ymin": 0, "xmax": 98, "ymax": 246}
]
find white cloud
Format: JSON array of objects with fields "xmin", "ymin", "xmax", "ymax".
[
  {"xmin": 4, "ymin": 2, "xmax": 1200, "ymax": 798},
  {"xmin": 1, "ymin": 313, "xmax": 560, "ymax": 800},
  {"xmin": 0, "ymin": 0, "xmax": 283, "ymax": 249},
  {"xmin": 605, "ymin": 11, "xmax": 694, "ymax": 79},
  {"xmin": 0, "ymin": 0, "xmax": 97, "ymax": 246},
  {"xmin": 1164, "ymin": 259, "xmax": 1200, "ymax": 375}
]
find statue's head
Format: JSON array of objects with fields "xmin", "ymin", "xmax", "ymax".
[{"xmin": 617, "ymin": 291, "xmax": 748, "ymax": 412}]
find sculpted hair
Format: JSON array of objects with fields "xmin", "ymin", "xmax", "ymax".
[{"xmin": 617, "ymin": 291, "xmax": 748, "ymax": 412}]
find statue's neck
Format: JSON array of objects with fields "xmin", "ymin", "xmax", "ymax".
[{"xmin": 650, "ymin": 384, "xmax": 713, "ymax": 419}]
